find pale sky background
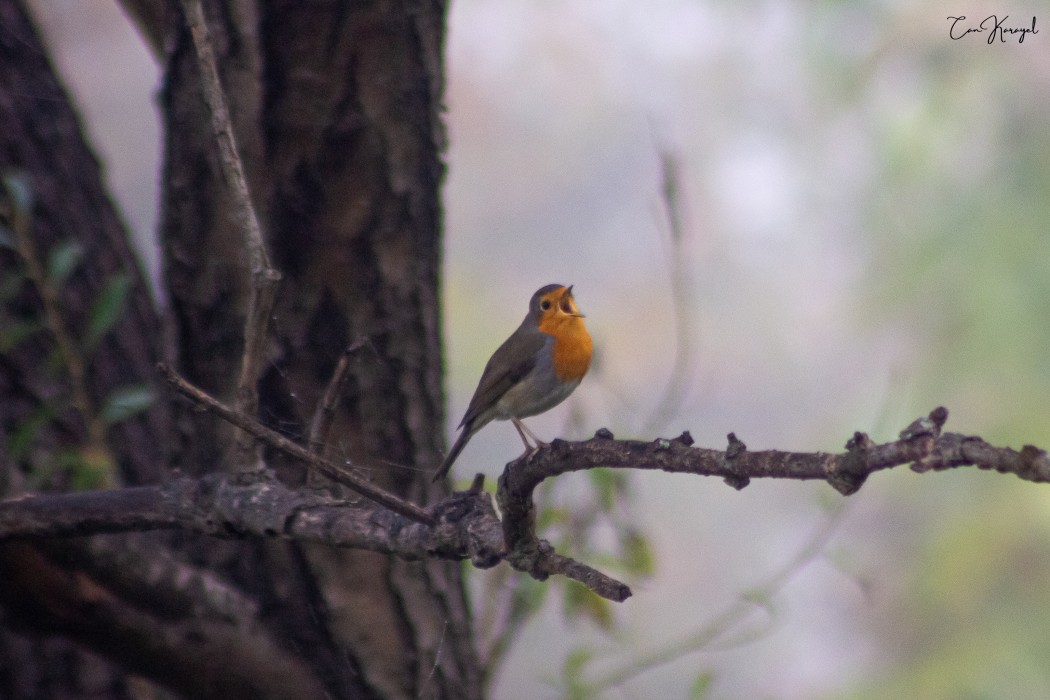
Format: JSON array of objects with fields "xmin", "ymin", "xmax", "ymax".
[{"xmin": 26, "ymin": 1, "xmax": 1050, "ymax": 698}]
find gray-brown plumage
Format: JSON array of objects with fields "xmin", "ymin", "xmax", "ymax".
[{"xmin": 433, "ymin": 284, "xmax": 591, "ymax": 482}]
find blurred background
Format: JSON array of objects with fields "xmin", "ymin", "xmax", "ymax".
[{"xmin": 27, "ymin": 1, "xmax": 1050, "ymax": 697}]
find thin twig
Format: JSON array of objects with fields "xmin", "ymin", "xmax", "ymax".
[
  {"xmin": 584, "ymin": 500, "xmax": 849, "ymax": 693},
  {"xmin": 233, "ymin": 274, "xmax": 280, "ymax": 470},
  {"xmin": 308, "ymin": 340, "xmax": 369, "ymax": 450},
  {"xmin": 178, "ymin": 0, "xmax": 270, "ymax": 277},
  {"xmin": 158, "ymin": 363, "xmax": 435, "ymax": 525},
  {"xmin": 179, "ymin": 0, "xmax": 281, "ymax": 471},
  {"xmin": 305, "ymin": 341, "xmax": 367, "ymax": 487},
  {"xmin": 642, "ymin": 149, "xmax": 695, "ymax": 433}
]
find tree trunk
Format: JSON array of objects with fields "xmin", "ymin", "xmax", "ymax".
[
  {"xmin": 0, "ymin": 0, "xmax": 177, "ymax": 695},
  {"xmin": 0, "ymin": 0, "xmax": 480, "ymax": 697}
]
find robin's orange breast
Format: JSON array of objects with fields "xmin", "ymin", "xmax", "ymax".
[{"xmin": 540, "ymin": 314, "xmax": 592, "ymax": 383}]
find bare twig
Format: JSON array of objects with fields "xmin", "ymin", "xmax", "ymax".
[
  {"xmin": 233, "ymin": 275, "xmax": 280, "ymax": 470},
  {"xmin": 305, "ymin": 339, "xmax": 373, "ymax": 461},
  {"xmin": 496, "ymin": 407, "xmax": 1050, "ymax": 600},
  {"xmin": 496, "ymin": 472, "xmax": 633, "ymax": 601},
  {"xmin": 584, "ymin": 499, "xmax": 850, "ymax": 692},
  {"xmin": 503, "ymin": 408, "xmax": 1050, "ymax": 493},
  {"xmin": 306, "ymin": 343, "xmax": 358, "ymax": 451},
  {"xmin": 178, "ymin": 0, "xmax": 269, "ymax": 277},
  {"xmin": 643, "ymin": 149, "xmax": 696, "ymax": 433},
  {"xmin": 158, "ymin": 363, "xmax": 435, "ymax": 525},
  {"xmin": 305, "ymin": 342, "xmax": 362, "ymax": 487},
  {"xmin": 179, "ymin": 0, "xmax": 281, "ymax": 471}
]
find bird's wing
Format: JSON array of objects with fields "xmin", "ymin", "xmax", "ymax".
[{"xmin": 459, "ymin": 328, "xmax": 549, "ymax": 428}]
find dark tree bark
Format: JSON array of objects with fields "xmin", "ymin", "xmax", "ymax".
[
  {"xmin": 0, "ymin": 0, "xmax": 479, "ymax": 698},
  {"xmin": 0, "ymin": 1, "xmax": 178, "ymax": 695}
]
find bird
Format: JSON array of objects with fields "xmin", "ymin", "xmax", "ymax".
[{"xmin": 433, "ymin": 284, "xmax": 592, "ymax": 482}]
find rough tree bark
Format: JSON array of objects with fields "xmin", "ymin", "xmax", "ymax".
[
  {"xmin": 0, "ymin": 0, "xmax": 177, "ymax": 695},
  {"xmin": 0, "ymin": 1, "xmax": 478, "ymax": 698}
]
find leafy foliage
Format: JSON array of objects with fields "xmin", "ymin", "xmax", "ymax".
[{"xmin": 0, "ymin": 172, "xmax": 150, "ymax": 490}]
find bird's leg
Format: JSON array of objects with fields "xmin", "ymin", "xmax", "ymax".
[{"xmin": 511, "ymin": 417, "xmax": 547, "ymax": 458}]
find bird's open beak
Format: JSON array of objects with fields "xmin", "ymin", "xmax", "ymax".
[{"xmin": 562, "ymin": 285, "xmax": 585, "ymax": 317}]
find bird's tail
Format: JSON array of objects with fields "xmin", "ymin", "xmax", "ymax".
[{"xmin": 432, "ymin": 422, "xmax": 475, "ymax": 482}]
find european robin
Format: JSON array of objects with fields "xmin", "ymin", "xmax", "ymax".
[{"xmin": 433, "ymin": 284, "xmax": 592, "ymax": 481}]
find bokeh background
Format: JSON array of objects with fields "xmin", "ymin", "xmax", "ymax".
[{"xmin": 27, "ymin": 1, "xmax": 1050, "ymax": 697}]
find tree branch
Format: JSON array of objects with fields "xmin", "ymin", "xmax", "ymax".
[
  {"xmin": 495, "ymin": 406, "xmax": 1050, "ymax": 600},
  {"xmin": 1, "ymin": 406, "xmax": 1045, "ymax": 603},
  {"xmin": 158, "ymin": 363, "xmax": 436, "ymax": 525},
  {"xmin": 0, "ymin": 473, "xmax": 504, "ymax": 567}
]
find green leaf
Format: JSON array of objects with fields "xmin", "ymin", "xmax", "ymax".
[
  {"xmin": 100, "ymin": 384, "xmax": 155, "ymax": 425},
  {"xmin": 588, "ymin": 467, "xmax": 623, "ymax": 513},
  {"xmin": 563, "ymin": 582, "xmax": 614, "ymax": 631},
  {"xmin": 688, "ymin": 671, "xmax": 715, "ymax": 699},
  {"xmin": 9, "ymin": 403, "xmax": 57, "ymax": 460},
  {"xmin": 619, "ymin": 528, "xmax": 656, "ymax": 577},
  {"xmin": 45, "ymin": 345, "xmax": 67, "ymax": 374},
  {"xmin": 507, "ymin": 575, "xmax": 549, "ymax": 621},
  {"xmin": 0, "ymin": 268, "xmax": 26, "ymax": 300},
  {"xmin": 0, "ymin": 317, "xmax": 43, "ymax": 353},
  {"xmin": 56, "ymin": 446, "xmax": 116, "ymax": 490},
  {"xmin": 561, "ymin": 647, "xmax": 594, "ymax": 700},
  {"xmin": 46, "ymin": 239, "xmax": 84, "ymax": 288},
  {"xmin": 562, "ymin": 647, "xmax": 593, "ymax": 677},
  {"xmin": 536, "ymin": 505, "xmax": 570, "ymax": 530},
  {"xmin": 83, "ymin": 271, "xmax": 132, "ymax": 352},
  {"xmin": 2, "ymin": 171, "xmax": 34, "ymax": 212},
  {"xmin": 0, "ymin": 172, "xmax": 32, "ymax": 250}
]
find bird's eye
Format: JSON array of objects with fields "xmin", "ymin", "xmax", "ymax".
[{"xmin": 540, "ymin": 300, "xmax": 552, "ymax": 311}]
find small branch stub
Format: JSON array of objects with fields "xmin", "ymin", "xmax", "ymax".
[{"xmin": 723, "ymin": 432, "xmax": 750, "ymax": 490}]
